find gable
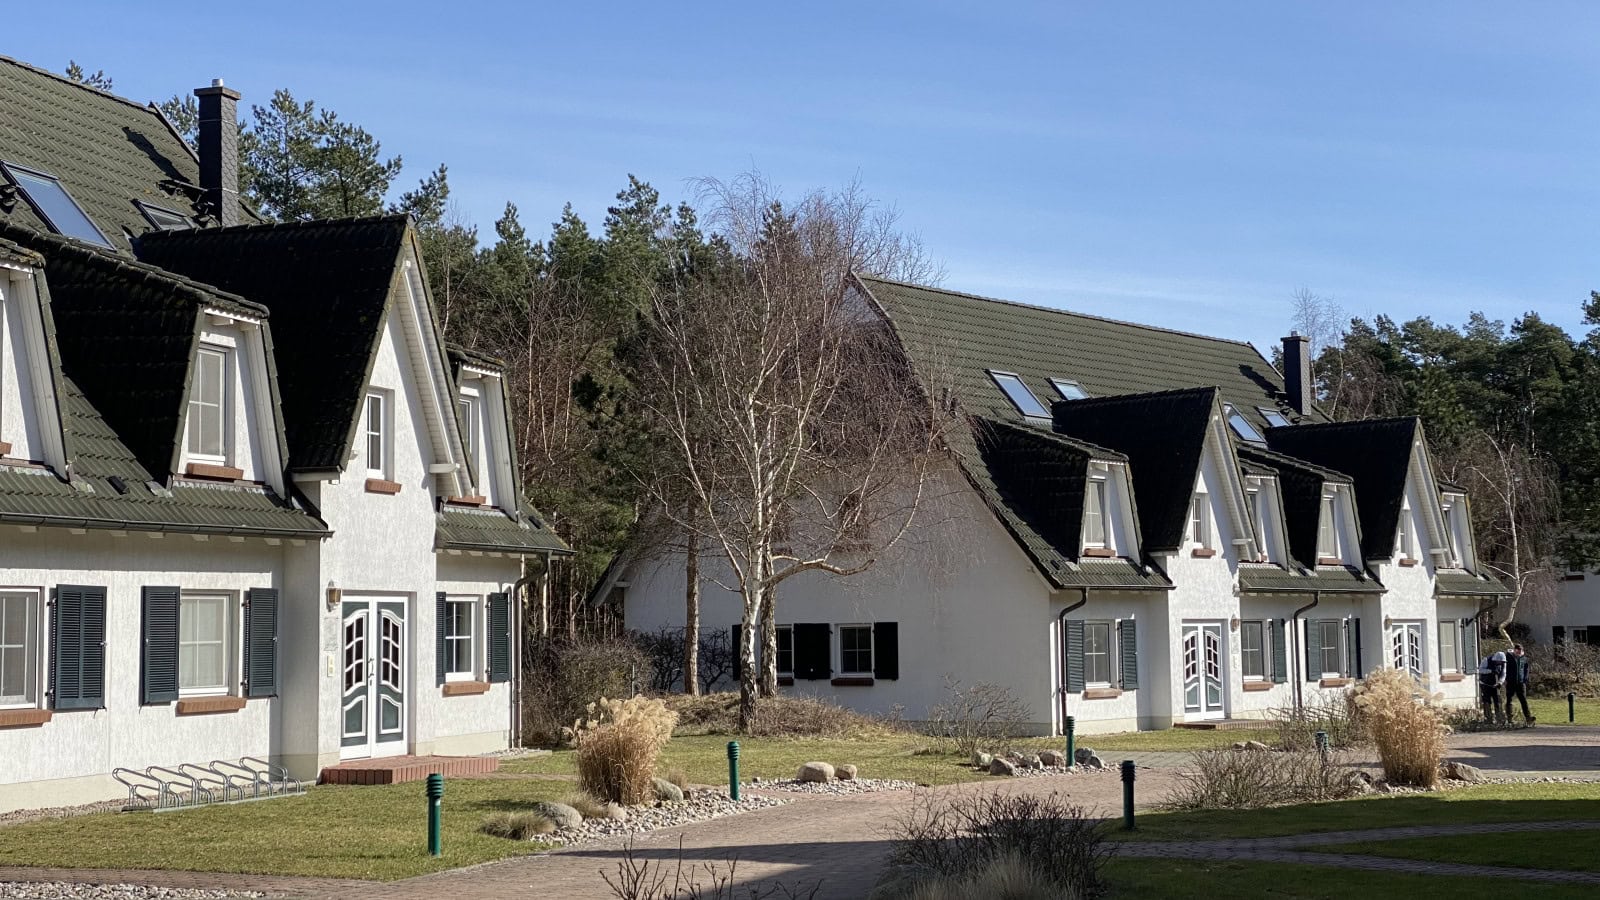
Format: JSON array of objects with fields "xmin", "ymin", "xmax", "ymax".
[{"xmin": 1267, "ymin": 418, "xmax": 1419, "ymax": 561}]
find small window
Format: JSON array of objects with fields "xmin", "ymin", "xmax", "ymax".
[
  {"xmin": 0, "ymin": 590, "xmax": 40, "ymax": 708},
  {"xmin": 1188, "ymin": 492, "xmax": 1210, "ymax": 548},
  {"xmin": 3, "ymin": 163, "xmax": 111, "ymax": 246},
  {"xmin": 186, "ymin": 347, "xmax": 229, "ymax": 462},
  {"xmin": 1317, "ymin": 496, "xmax": 1338, "ymax": 560},
  {"xmin": 1396, "ymin": 504, "xmax": 1413, "ymax": 560},
  {"xmin": 444, "ymin": 597, "xmax": 478, "ymax": 680},
  {"xmin": 839, "ymin": 624, "xmax": 873, "ymax": 675},
  {"xmin": 1246, "ymin": 488, "xmax": 1261, "ymax": 540},
  {"xmin": 988, "ymin": 371, "xmax": 1050, "ymax": 418},
  {"xmin": 1442, "ymin": 500, "xmax": 1463, "ymax": 566},
  {"xmin": 1437, "ymin": 621, "xmax": 1459, "ymax": 674},
  {"xmin": 1574, "ymin": 627, "xmax": 1590, "ymax": 645},
  {"xmin": 1084, "ymin": 621, "xmax": 1113, "ymax": 686},
  {"xmin": 776, "ymin": 625, "xmax": 794, "ymax": 676},
  {"xmin": 365, "ymin": 392, "xmax": 388, "ymax": 477},
  {"xmin": 137, "ymin": 201, "xmax": 194, "ymax": 231},
  {"xmin": 180, "ymin": 593, "xmax": 233, "ymax": 695},
  {"xmin": 1083, "ymin": 478, "xmax": 1108, "ymax": 548},
  {"xmin": 1317, "ymin": 620, "xmax": 1343, "ymax": 677},
  {"xmin": 458, "ymin": 395, "xmax": 478, "ymax": 463},
  {"xmin": 1050, "ymin": 378, "xmax": 1089, "ymax": 401},
  {"xmin": 1240, "ymin": 620, "xmax": 1265, "ymax": 680},
  {"xmin": 1259, "ymin": 408, "xmax": 1291, "ymax": 428},
  {"xmin": 1225, "ymin": 404, "xmax": 1265, "ymax": 443}
]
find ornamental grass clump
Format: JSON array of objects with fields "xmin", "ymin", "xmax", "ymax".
[
  {"xmin": 1350, "ymin": 667, "xmax": 1448, "ymax": 788},
  {"xmin": 575, "ymin": 696, "xmax": 678, "ymax": 805}
]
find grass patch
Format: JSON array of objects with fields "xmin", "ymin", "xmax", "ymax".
[
  {"xmin": 1315, "ymin": 826, "xmax": 1600, "ymax": 873},
  {"xmin": 1529, "ymin": 696, "xmax": 1600, "ymax": 725},
  {"xmin": 1113, "ymin": 782, "xmax": 1600, "ymax": 842},
  {"xmin": 0, "ymin": 778, "xmax": 573, "ymax": 880},
  {"xmin": 1072, "ymin": 729, "xmax": 1244, "ymax": 753},
  {"xmin": 1103, "ymin": 858, "xmax": 1596, "ymax": 898}
]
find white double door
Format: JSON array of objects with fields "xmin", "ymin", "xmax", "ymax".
[
  {"xmin": 340, "ymin": 596, "xmax": 408, "ymax": 760},
  {"xmin": 1182, "ymin": 622, "xmax": 1226, "ymax": 719}
]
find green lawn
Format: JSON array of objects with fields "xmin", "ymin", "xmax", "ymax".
[
  {"xmin": 1113, "ymin": 782, "xmax": 1600, "ymax": 842},
  {"xmin": 1102, "ymin": 858, "xmax": 1596, "ymax": 898},
  {"xmin": 0, "ymin": 778, "xmax": 572, "ymax": 881},
  {"xmin": 1529, "ymin": 696, "xmax": 1600, "ymax": 725},
  {"xmin": 1316, "ymin": 827, "xmax": 1600, "ymax": 873}
]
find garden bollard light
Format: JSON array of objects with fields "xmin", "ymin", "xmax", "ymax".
[
  {"xmin": 1065, "ymin": 715, "xmax": 1076, "ymax": 769},
  {"xmin": 1120, "ymin": 760, "xmax": 1136, "ymax": 831},
  {"xmin": 426, "ymin": 773, "xmax": 444, "ymax": 857},
  {"xmin": 728, "ymin": 741, "xmax": 741, "ymax": 801},
  {"xmin": 1570, "ymin": 692, "xmax": 1577, "ymax": 723},
  {"xmin": 1315, "ymin": 730, "xmax": 1330, "ymax": 755}
]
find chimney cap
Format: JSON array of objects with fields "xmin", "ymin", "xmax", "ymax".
[{"xmin": 194, "ymin": 80, "xmax": 241, "ymax": 100}]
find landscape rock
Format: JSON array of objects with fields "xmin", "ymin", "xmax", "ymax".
[
  {"xmin": 1024, "ymin": 754, "xmax": 1044, "ymax": 769},
  {"xmin": 604, "ymin": 803, "xmax": 629, "ymax": 821},
  {"xmin": 989, "ymin": 757, "xmax": 1018, "ymax": 776},
  {"xmin": 836, "ymin": 764, "xmax": 858, "ymax": 781},
  {"xmin": 1006, "ymin": 750, "xmax": 1027, "ymax": 763},
  {"xmin": 1074, "ymin": 747, "xmax": 1098, "ymax": 765},
  {"xmin": 1083, "ymin": 755, "xmax": 1105, "ymax": 770},
  {"xmin": 652, "ymin": 777, "xmax": 685, "ymax": 803},
  {"xmin": 1038, "ymin": 750, "xmax": 1066, "ymax": 767},
  {"xmin": 796, "ymin": 762, "xmax": 835, "ymax": 783},
  {"xmin": 1231, "ymin": 741, "xmax": 1247, "ymax": 751},
  {"xmin": 529, "ymin": 800, "xmax": 583, "ymax": 830},
  {"xmin": 1444, "ymin": 761, "xmax": 1488, "ymax": 783},
  {"xmin": 1243, "ymin": 740, "xmax": 1271, "ymax": 752},
  {"xmin": 972, "ymin": 751, "xmax": 993, "ymax": 768}
]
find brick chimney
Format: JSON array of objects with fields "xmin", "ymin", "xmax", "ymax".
[
  {"xmin": 194, "ymin": 79, "xmax": 241, "ymax": 227},
  {"xmin": 1282, "ymin": 332, "xmax": 1312, "ymax": 416}
]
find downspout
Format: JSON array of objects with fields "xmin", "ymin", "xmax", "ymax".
[
  {"xmin": 1057, "ymin": 588, "xmax": 1089, "ymax": 734},
  {"xmin": 1290, "ymin": 590, "xmax": 1321, "ymax": 713}
]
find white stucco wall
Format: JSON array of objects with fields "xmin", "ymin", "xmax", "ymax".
[{"xmin": 428, "ymin": 554, "xmax": 518, "ymax": 755}]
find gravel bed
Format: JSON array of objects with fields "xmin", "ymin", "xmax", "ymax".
[
  {"xmin": 540, "ymin": 788, "xmax": 788, "ymax": 846},
  {"xmin": 748, "ymin": 777, "xmax": 919, "ymax": 794},
  {"xmin": 0, "ymin": 800, "xmax": 128, "ymax": 829},
  {"xmin": 0, "ymin": 885, "xmax": 263, "ymax": 899},
  {"xmin": 1009, "ymin": 764, "xmax": 1115, "ymax": 780},
  {"xmin": 480, "ymin": 747, "xmax": 550, "ymax": 760}
]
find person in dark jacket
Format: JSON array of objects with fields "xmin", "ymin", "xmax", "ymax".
[
  {"xmin": 1479, "ymin": 650, "xmax": 1506, "ymax": 724},
  {"xmin": 1505, "ymin": 643, "xmax": 1534, "ymax": 724}
]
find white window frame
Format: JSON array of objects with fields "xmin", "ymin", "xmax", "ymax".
[
  {"xmin": 1317, "ymin": 619, "xmax": 1344, "ymax": 678},
  {"xmin": 1396, "ymin": 501, "xmax": 1414, "ymax": 560},
  {"xmin": 1441, "ymin": 500, "xmax": 1463, "ymax": 566},
  {"xmin": 775, "ymin": 624, "xmax": 794, "ymax": 677},
  {"xmin": 364, "ymin": 390, "xmax": 390, "ymax": 479},
  {"xmin": 1259, "ymin": 407, "xmax": 1291, "ymax": 428},
  {"xmin": 186, "ymin": 345, "xmax": 230, "ymax": 464},
  {"xmin": 0, "ymin": 589, "xmax": 41, "ymax": 709},
  {"xmin": 443, "ymin": 595, "xmax": 480, "ymax": 682},
  {"xmin": 1084, "ymin": 620, "xmax": 1114, "ymax": 687},
  {"xmin": 1224, "ymin": 404, "xmax": 1265, "ymax": 443},
  {"xmin": 179, "ymin": 592, "xmax": 236, "ymax": 698},
  {"xmin": 987, "ymin": 370, "xmax": 1050, "ymax": 419},
  {"xmin": 1240, "ymin": 619, "xmax": 1267, "ymax": 682},
  {"xmin": 458, "ymin": 389, "xmax": 479, "ymax": 468},
  {"xmin": 1050, "ymin": 378, "xmax": 1089, "ymax": 401},
  {"xmin": 1317, "ymin": 494, "xmax": 1338, "ymax": 560},
  {"xmin": 1390, "ymin": 620, "xmax": 1425, "ymax": 678},
  {"xmin": 838, "ymin": 624, "xmax": 873, "ymax": 676},
  {"xmin": 1083, "ymin": 477, "xmax": 1108, "ymax": 549},
  {"xmin": 1189, "ymin": 491, "xmax": 1211, "ymax": 549},
  {"xmin": 1437, "ymin": 620, "xmax": 1459, "ymax": 674}
]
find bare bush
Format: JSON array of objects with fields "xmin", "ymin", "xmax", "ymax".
[
  {"xmin": 1161, "ymin": 749, "xmax": 1362, "ymax": 811},
  {"xmin": 930, "ymin": 679, "xmax": 1028, "ymax": 757},
  {"xmin": 667, "ymin": 692, "xmax": 894, "ymax": 738},
  {"xmin": 876, "ymin": 790, "xmax": 1111, "ymax": 900},
  {"xmin": 604, "ymin": 836, "xmax": 822, "ymax": 899},
  {"xmin": 1529, "ymin": 641, "xmax": 1600, "ymax": 697},
  {"xmin": 524, "ymin": 635, "xmax": 651, "ymax": 746},
  {"xmin": 896, "ymin": 853, "xmax": 1058, "ymax": 900},
  {"xmin": 576, "ymin": 696, "xmax": 678, "ymax": 805},
  {"xmin": 1349, "ymin": 668, "xmax": 1448, "ymax": 788},
  {"xmin": 1269, "ymin": 694, "xmax": 1367, "ymax": 752}
]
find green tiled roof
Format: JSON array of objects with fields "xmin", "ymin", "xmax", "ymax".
[
  {"xmin": 1268, "ymin": 418, "xmax": 1418, "ymax": 562},
  {"xmin": 437, "ymin": 505, "xmax": 570, "ymax": 555},
  {"xmin": 1435, "ymin": 569, "xmax": 1510, "ymax": 598},
  {"xmin": 0, "ymin": 55, "xmax": 256, "ymax": 249},
  {"xmin": 1238, "ymin": 563, "xmax": 1384, "ymax": 595}
]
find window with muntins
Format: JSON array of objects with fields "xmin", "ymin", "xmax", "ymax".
[
  {"xmin": 187, "ymin": 346, "xmax": 228, "ymax": 461},
  {"xmin": 1437, "ymin": 621, "xmax": 1459, "ymax": 673},
  {"xmin": 839, "ymin": 624, "xmax": 873, "ymax": 675},
  {"xmin": 0, "ymin": 591, "xmax": 38, "ymax": 707},
  {"xmin": 776, "ymin": 625, "xmax": 794, "ymax": 675},
  {"xmin": 1189, "ymin": 492, "xmax": 1210, "ymax": 548},
  {"xmin": 1391, "ymin": 621, "xmax": 1424, "ymax": 678},
  {"xmin": 1396, "ymin": 503, "xmax": 1413, "ymax": 559},
  {"xmin": 179, "ymin": 593, "xmax": 231, "ymax": 695},
  {"xmin": 988, "ymin": 371, "xmax": 1050, "ymax": 418},
  {"xmin": 1317, "ymin": 620, "xmax": 1343, "ymax": 676},
  {"xmin": 444, "ymin": 597, "xmax": 477, "ymax": 678},
  {"xmin": 1317, "ymin": 496, "xmax": 1337, "ymax": 559},
  {"xmin": 1241, "ymin": 620, "xmax": 1266, "ymax": 680},
  {"xmin": 1084, "ymin": 621, "xmax": 1113, "ymax": 685},
  {"xmin": 1083, "ymin": 479, "xmax": 1107, "ymax": 548},
  {"xmin": 2, "ymin": 163, "xmax": 111, "ymax": 247},
  {"xmin": 365, "ymin": 392, "xmax": 387, "ymax": 477}
]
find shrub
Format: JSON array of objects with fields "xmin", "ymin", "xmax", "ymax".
[
  {"xmin": 480, "ymin": 811, "xmax": 558, "ymax": 841},
  {"xmin": 576, "ymin": 696, "xmax": 678, "ymax": 805},
  {"xmin": 929, "ymin": 678, "xmax": 1029, "ymax": 758},
  {"xmin": 665, "ymin": 692, "xmax": 894, "ymax": 738},
  {"xmin": 1269, "ymin": 693, "xmax": 1367, "ymax": 751},
  {"xmin": 899, "ymin": 853, "xmax": 1058, "ymax": 900},
  {"xmin": 876, "ymin": 790, "xmax": 1111, "ymax": 900},
  {"xmin": 523, "ymin": 635, "xmax": 651, "ymax": 747},
  {"xmin": 604, "ymin": 837, "xmax": 822, "ymax": 899},
  {"xmin": 1349, "ymin": 668, "xmax": 1448, "ymax": 788},
  {"xmin": 563, "ymin": 790, "xmax": 614, "ymax": 819},
  {"xmin": 1161, "ymin": 748, "xmax": 1362, "ymax": 811},
  {"xmin": 663, "ymin": 768, "xmax": 691, "ymax": 791},
  {"xmin": 1528, "ymin": 641, "xmax": 1600, "ymax": 698}
]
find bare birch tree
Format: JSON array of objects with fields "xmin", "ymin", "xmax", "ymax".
[{"xmin": 1454, "ymin": 432, "xmax": 1560, "ymax": 639}]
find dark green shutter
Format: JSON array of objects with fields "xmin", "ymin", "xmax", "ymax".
[
  {"xmin": 435, "ymin": 592, "xmax": 448, "ymax": 686},
  {"xmin": 731, "ymin": 623, "xmax": 743, "ymax": 680},
  {"xmin": 244, "ymin": 588, "xmax": 278, "ymax": 698},
  {"xmin": 141, "ymin": 586, "xmax": 180, "ymax": 705},
  {"xmin": 1553, "ymin": 625, "xmax": 1566, "ymax": 645},
  {"xmin": 793, "ymin": 623, "xmax": 832, "ymax": 680},
  {"xmin": 1118, "ymin": 619, "xmax": 1138, "ymax": 690},
  {"xmin": 1461, "ymin": 618, "xmax": 1479, "ymax": 669},
  {"xmin": 488, "ymin": 592, "xmax": 511, "ymax": 683},
  {"xmin": 1064, "ymin": 619, "xmax": 1085, "ymax": 693},
  {"xmin": 1270, "ymin": 619, "xmax": 1287, "ymax": 683},
  {"xmin": 1344, "ymin": 617, "xmax": 1362, "ymax": 678},
  {"xmin": 1304, "ymin": 619, "xmax": 1319, "ymax": 681},
  {"xmin": 873, "ymin": 622, "xmax": 899, "ymax": 680},
  {"xmin": 51, "ymin": 585, "xmax": 107, "ymax": 710}
]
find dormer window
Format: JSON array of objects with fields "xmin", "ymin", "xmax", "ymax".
[
  {"xmin": 988, "ymin": 371, "xmax": 1049, "ymax": 418},
  {"xmin": 1083, "ymin": 478, "xmax": 1108, "ymax": 549},
  {"xmin": 1225, "ymin": 404, "xmax": 1265, "ymax": 443},
  {"xmin": 1188, "ymin": 491, "xmax": 1211, "ymax": 548},
  {"xmin": 1, "ymin": 162, "xmax": 111, "ymax": 247},
  {"xmin": 364, "ymin": 391, "xmax": 390, "ymax": 478},
  {"xmin": 1050, "ymin": 378, "xmax": 1089, "ymax": 401},
  {"xmin": 1317, "ymin": 495, "xmax": 1338, "ymax": 561},
  {"xmin": 186, "ymin": 346, "xmax": 229, "ymax": 462},
  {"xmin": 1396, "ymin": 501, "xmax": 1414, "ymax": 560},
  {"xmin": 1441, "ymin": 498, "xmax": 1463, "ymax": 566},
  {"xmin": 458, "ymin": 394, "xmax": 478, "ymax": 463}
]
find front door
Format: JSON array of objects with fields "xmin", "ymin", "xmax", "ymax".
[
  {"xmin": 1390, "ymin": 621, "xmax": 1423, "ymax": 680},
  {"xmin": 1182, "ymin": 622, "xmax": 1226, "ymax": 718},
  {"xmin": 341, "ymin": 597, "xmax": 407, "ymax": 759}
]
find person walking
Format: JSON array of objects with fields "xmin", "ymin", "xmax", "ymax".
[
  {"xmin": 1479, "ymin": 649, "xmax": 1506, "ymax": 724},
  {"xmin": 1505, "ymin": 643, "xmax": 1534, "ymax": 725}
]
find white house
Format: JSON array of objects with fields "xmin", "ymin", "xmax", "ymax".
[
  {"xmin": 0, "ymin": 59, "xmax": 566, "ymax": 812},
  {"xmin": 620, "ymin": 276, "xmax": 1506, "ymax": 733}
]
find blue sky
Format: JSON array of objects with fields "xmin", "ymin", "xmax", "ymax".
[{"xmin": 19, "ymin": 2, "xmax": 1598, "ymax": 353}]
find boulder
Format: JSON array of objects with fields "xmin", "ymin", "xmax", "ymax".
[
  {"xmin": 1024, "ymin": 754, "xmax": 1044, "ymax": 770},
  {"xmin": 989, "ymin": 757, "xmax": 1018, "ymax": 776},
  {"xmin": 796, "ymin": 762, "xmax": 835, "ymax": 783},
  {"xmin": 1444, "ymin": 761, "xmax": 1487, "ymax": 783},
  {"xmin": 837, "ymin": 764, "xmax": 859, "ymax": 781},
  {"xmin": 1073, "ymin": 747, "xmax": 1098, "ymax": 765},
  {"xmin": 652, "ymin": 777, "xmax": 685, "ymax": 803},
  {"xmin": 1084, "ymin": 755, "xmax": 1105, "ymax": 770},
  {"xmin": 1346, "ymin": 774, "xmax": 1375, "ymax": 795},
  {"xmin": 1006, "ymin": 750, "xmax": 1027, "ymax": 763},
  {"xmin": 528, "ymin": 801, "xmax": 582, "ymax": 830},
  {"xmin": 1243, "ymin": 740, "xmax": 1271, "ymax": 752},
  {"xmin": 1232, "ymin": 741, "xmax": 1247, "ymax": 751},
  {"xmin": 972, "ymin": 751, "xmax": 993, "ymax": 769},
  {"xmin": 604, "ymin": 803, "xmax": 629, "ymax": 822},
  {"xmin": 1039, "ymin": 750, "xmax": 1066, "ymax": 767}
]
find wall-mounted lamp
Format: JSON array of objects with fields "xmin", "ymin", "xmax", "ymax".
[
  {"xmin": 326, "ymin": 582, "xmax": 342, "ymax": 611},
  {"xmin": 1383, "ymin": 615, "xmax": 1393, "ymax": 629},
  {"xmin": 1230, "ymin": 616, "xmax": 1241, "ymax": 631}
]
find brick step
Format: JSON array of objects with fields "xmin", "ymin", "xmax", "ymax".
[
  {"xmin": 319, "ymin": 755, "xmax": 500, "ymax": 785},
  {"xmin": 1172, "ymin": 720, "xmax": 1275, "ymax": 731}
]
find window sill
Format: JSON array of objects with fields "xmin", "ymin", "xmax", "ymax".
[
  {"xmin": 1318, "ymin": 677, "xmax": 1353, "ymax": 688},
  {"xmin": 1082, "ymin": 688, "xmax": 1123, "ymax": 700},
  {"xmin": 777, "ymin": 676, "xmax": 794, "ymax": 687},
  {"xmin": 0, "ymin": 708, "xmax": 51, "ymax": 728},
  {"xmin": 185, "ymin": 462, "xmax": 244, "ymax": 481},
  {"xmin": 1398, "ymin": 558, "xmax": 1419, "ymax": 567},
  {"xmin": 831, "ymin": 676, "xmax": 874, "ymax": 687},
  {"xmin": 1242, "ymin": 681, "xmax": 1275, "ymax": 692},
  {"xmin": 365, "ymin": 478, "xmax": 402, "ymax": 495},
  {"xmin": 1191, "ymin": 548, "xmax": 1217, "ymax": 559},
  {"xmin": 1081, "ymin": 547, "xmax": 1116, "ymax": 558},
  {"xmin": 1439, "ymin": 673, "xmax": 1466, "ymax": 683},
  {"xmin": 443, "ymin": 680, "xmax": 491, "ymax": 696},
  {"xmin": 0, "ymin": 440, "xmax": 11, "ymax": 457},
  {"xmin": 445, "ymin": 495, "xmax": 487, "ymax": 507},
  {"xmin": 175, "ymin": 696, "xmax": 247, "ymax": 716},
  {"xmin": 1316, "ymin": 557, "xmax": 1344, "ymax": 567}
]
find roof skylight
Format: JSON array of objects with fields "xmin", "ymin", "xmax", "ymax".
[
  {"xmin": 1259, "ymin": 408, "xmax": 1291, "ymax": 428},
  {"xmin": 2, "ymin": 162, "xmax": 111, "ymax": 247},
  {"xmin": 137, "ymin": 201, "xmax": 194, "ymax": 231},
  {"xmin": 1050, "ymin": 378, "xmax": 1089, "ymax": 401},
  {"xmin": 989, "ymin": 371, "xmax": 1050, "ymax": 418},
  {"xmin": 1225, "ymin": 404, "xmax": 1265, "ymax": 443}
]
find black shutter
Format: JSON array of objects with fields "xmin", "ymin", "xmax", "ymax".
[
  {"xmin": 1351, "ymin": 617, "xmax": 1363, "ymax": 676},
  {"xmin": 435, "ymin": 592, "xmax": 448, "ymax": 686},
  {"xmin": 488, "ymin": 592, "xmax": 511, "ymax": 682},
  {"xmin": 1342, "ymin": 618, "xmax": 1358, "ymax": 678},
  {"xmin": 1064, "ymin": 619, "xmax": 1085, "ymax": 693},
  {"xmin": 244, "ymin": 588, "xmax": 278, "ymax": 698},
  {"xmin": 1461, "ymin": 618, "xmax": 1479, "ymax": 670},
  {"xmin": 1118, "ymin": 620, "xmax": 1138, "ymax": 689},
  {"xmin": 873, "ymin": 622, "xmax": 899, "ymax": 680},
  {"xmin": 1304, "ymin": 619, "xmax": 1318, "ymax": 681},
  {"xmin": 793, "ymin": 623, "xmax": 832, "ymax": 680},
  {"xmin": 1590, "ymin": 626, "xmax": 1600, "ymax": 646},
  {"xmin": 141, "ymin": 586, "xmax": 180, "ymax": 705},
  {"xmin": 1270, "ymin": 618, "xmax": 1288, "ymax": 683},
  {"xmin": 52, "ymin": 585, "xmax": 107, "ymax": 710},
  {"xmin": 1552, "ymin": 625, "xmax": 1566, "ymax": 645},
  {"xmin": 731, "ymin": 623, "xmax": 743, "ymax": 681}
]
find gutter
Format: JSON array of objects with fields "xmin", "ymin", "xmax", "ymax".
[
  {"xmin": 0, "ymin": 510, "xmax": 331, "ymax": 540},
  {"xmin": 1289, "ymin": 590, "xmax": 1321, "ymax": 713},
  {"xmin": 1057, "ymin": 588, "xmax": 1089, "ymax": 733}
]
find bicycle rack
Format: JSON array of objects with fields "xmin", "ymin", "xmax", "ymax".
[{"xmin": 112, "ymin": 757, "xmax": 307, "ymax": 812}]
